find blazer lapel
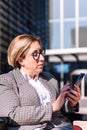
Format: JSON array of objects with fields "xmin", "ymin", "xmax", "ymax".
[
  {"xmin": 12, "ymin": 68, "xmax": 57, "ymax": 105},
  {"xmin": 12, "ymin": 68, "xmax": 40, "ymax": 106}
]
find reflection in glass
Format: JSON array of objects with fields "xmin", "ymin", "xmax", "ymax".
[
  {"xmin": 49, "ymin": 0, "xmax": 60, "ymax": 19},
  {"xmin": 53, "ymin": 64, "xmax": 69, "ymax": 73},
  {"xmin": 64, "ymin": 0, "xmax": 75, "ymax": 18},
  {"xmin": 79, "ymin": 0, "xmax": 87, "ymax": 17},
  {"xmin": 49, "ymin": 22, "xmax": 60, "ymax": 49},
  {"xmin": 64, "ymin": 22, "xmax": 75, "ymax": 48},
  {"xmin": 79, "ymin": 22, "xmax": 87, "ymax": 47}
]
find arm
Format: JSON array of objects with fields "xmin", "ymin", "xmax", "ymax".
[
  {"xmin": 51, "ymin": 81, "xmax": 80, "ymax": 114},
  {"xmin": 0, "ymin": 74, "xmax": 53, "ymax": 126},
  {"xmin": 68, "ymin": 84, "xmax": 81, "ymax": 106},
  {"xmin": 46, "ymin": 72, "xmax": 80, "ymax": 114},
  {"xmin": 52, "ymin": 82, "xmax": 71, "ymax": 112},
  {"xmin": 61, "ymin": 84, "xmax": 80, "ymax": 114}
]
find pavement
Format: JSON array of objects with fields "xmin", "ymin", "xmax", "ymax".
[
  {"xmin": 73, "ymin": 98, "xmax": 87, "ymax": 130},
  {"xmin": 79, "ymin": 98, "xmax": 87, "ymax": 113}
]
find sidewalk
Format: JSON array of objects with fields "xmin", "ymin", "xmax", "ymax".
[
  {"xmin": 73, "ymin": 98, "xmax": 87, "ymax": 130},
  {"xmin": 79, "ymin": 98, "xmax": 87, "ymax": 113}
]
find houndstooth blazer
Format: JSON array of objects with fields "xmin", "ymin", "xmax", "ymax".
[{"xmin": 0, "ymin": 68, "xmax": 77, "ymax": 130}]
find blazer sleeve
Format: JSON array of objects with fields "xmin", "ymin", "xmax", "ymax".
[
  {"xmin": 61, "ymin": 99, "xmax": 79, "ymax": 114},
  {"xmin": 0, "ymin": 74, "xmax": 53, "ymax": 126}
]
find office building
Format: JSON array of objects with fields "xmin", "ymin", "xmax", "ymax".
[{"xmin": 46, "ymin": 0, "xmax": 87, "ymax": 112}]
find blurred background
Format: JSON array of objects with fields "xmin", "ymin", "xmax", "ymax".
[{"xmin": 0, "ymin": 0, "xmax": 87, "ymax": 112}]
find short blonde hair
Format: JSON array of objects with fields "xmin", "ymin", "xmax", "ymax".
[{"xmin": 7, "ymin": 34, "xmax": 42, "ymax": 68}]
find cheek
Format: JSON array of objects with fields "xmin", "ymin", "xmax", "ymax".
[{"xmin": 26, "ymin": 60, "xmax": 37, "ymax": 69}]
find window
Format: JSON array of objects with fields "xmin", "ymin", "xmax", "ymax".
[
  {"xmin": 49, "ymin": 0, "xmax": 87, "ymax": 49},
  {"xmin": 64, "ymin": 0, "xmax": 75, "ymax": 18}
]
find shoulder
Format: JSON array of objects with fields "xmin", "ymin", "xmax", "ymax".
[
  {"xmin": 0, "ymin": 69, "xmax": 15, "ymax": 84},
  {"xmin": 40, "ymin": 71, "xmax": 56, "ymax": 80},
  {"xmin": 0, "ymin": 70, "xmax": 15, "ymax": 95},
  {"xmin": 40, "ymin": 71, "xmax": 59, "ymax": 92}
]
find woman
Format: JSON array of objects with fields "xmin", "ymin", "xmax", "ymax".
[{"xmin": 0, "ymin": 34, "xmax": 81, "ymax": 130}]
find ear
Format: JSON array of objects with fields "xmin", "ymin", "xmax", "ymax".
[{"xmin": 18, "ymin": 57, "xmax": 24, "ymax": 66}]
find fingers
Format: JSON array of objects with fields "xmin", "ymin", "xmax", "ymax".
[
  {"xmin": 64, "ymin": 81, "xmax": 71, "ymax": 87},
  {"xmin": 68, "ymin": 90, "xmax": 81, "ymax": 102},
  {"xmin": 74, "ymin": 84, "xmax": 80, "ymax": 93},
  {"xmin": 72, "ymin": 84, "xmax": 81, "ymax": 100},
  {"xmin": 67, "ymin": 85, "xmax": 81, "ymax": 107},
  {"xmin": 60, "ymin": 82, "xmax": 71, "ymax": 98},
  {"xmin": 61, "ymin": 82, "xmax": 71, "ymax": 92}
]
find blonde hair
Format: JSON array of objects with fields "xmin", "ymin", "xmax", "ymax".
[{"xmin": 7, "ymin": 34, "xmax": 42, "ymax": 68}]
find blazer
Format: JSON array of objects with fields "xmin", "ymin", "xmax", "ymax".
[{"xmin": 0, "ymin": 68, "xmax": 78, "ymax": 130}]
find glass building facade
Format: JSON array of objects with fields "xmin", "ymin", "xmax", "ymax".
[
  {"xmin": 0, "ymin": 0, "xmax": 49, "ymax": 73},
  {"xmin": 48, "ymin": 0, "xmax": 87, "ymax": 101},
  {"xmin": 49, "ymin": 0, "xmax": 87, "ymax": 49}
]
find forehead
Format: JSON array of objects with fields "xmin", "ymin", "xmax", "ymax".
[{"xmin": 29, "ymin": 41, "xmax": 42, "ymax": 52}]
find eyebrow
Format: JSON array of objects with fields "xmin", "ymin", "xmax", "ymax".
[{"xmin": 32, "ymin": 49, "xmax": 43, "ymax": 53}]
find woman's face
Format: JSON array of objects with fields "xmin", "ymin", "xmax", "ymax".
[{"xmin": 19, "ymin": 41, "xmax": 45, "ymax": 78}]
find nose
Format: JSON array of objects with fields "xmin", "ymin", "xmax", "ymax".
[{"xmin": 39, "ymin": 54, "xmax": 45, "ymax": 61}]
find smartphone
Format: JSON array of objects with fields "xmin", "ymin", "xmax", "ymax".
[{"xmin": 71, "ymin": 73, "xmax": 85, "ymax": 90}]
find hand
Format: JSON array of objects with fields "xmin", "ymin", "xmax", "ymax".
[
  {"xmin": 52, "ymin": 82, "xmax": 70, "ymax": 112},
  {"xmin": 67, "ymin": 84, "xmax": 81, "ymax": 107}
]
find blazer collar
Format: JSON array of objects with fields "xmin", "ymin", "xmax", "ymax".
[
  {"xmin": 12, "ymin": 68, "xmax": 29, "ymax": 86},
  {"xmin": 12, "ymin": 68, "xmax": 56, "ymax": 103}
]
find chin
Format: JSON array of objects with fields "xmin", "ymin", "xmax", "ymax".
[{"xmin": 38, "ymin": 69, "xmax": 43, "ymax": 73}]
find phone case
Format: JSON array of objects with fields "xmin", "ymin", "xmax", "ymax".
[{"xmin": 71, "ymin": 73, "xmax": 85, "ymax": 89}]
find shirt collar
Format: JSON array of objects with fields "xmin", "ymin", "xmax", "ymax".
[{"xmin": 20, "ymin": 70, "xmax": 39, "ymax": 81}]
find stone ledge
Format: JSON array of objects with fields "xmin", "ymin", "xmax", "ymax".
[{"xmin": 74, "ymin": 121, "xmax": 87, "ymax": 130}]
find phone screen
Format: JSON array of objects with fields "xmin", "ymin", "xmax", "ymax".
[{"xmin": 71, "ymin": 73, "xmax": 85, "ymax": 90}]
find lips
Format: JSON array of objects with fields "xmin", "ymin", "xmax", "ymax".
[{"xmin": 38, "ymin": 64, "xmax": 44, "ymax": 68}]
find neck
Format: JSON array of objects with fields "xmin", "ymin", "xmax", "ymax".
[{"xmin": 20, "ymin": 68, "xmax": 36, "ymax": 79}]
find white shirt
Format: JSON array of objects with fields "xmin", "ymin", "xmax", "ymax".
[{"xmin": 21, "ymin": 71, "xmax": 50, "ymax": 106}]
